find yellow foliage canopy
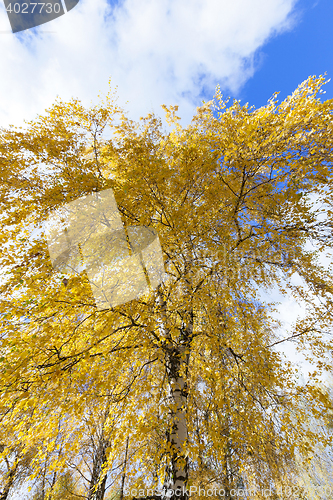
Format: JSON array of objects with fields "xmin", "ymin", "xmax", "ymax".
[{"xmin": 0, "ymin": 75, "xmax": 333, "ymax": 494}]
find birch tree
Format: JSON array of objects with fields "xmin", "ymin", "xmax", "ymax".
[{"xmin": 1, "ymin": 75, "xmax": 333, "ymax": 499}]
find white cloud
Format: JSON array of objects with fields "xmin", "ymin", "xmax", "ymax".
[{"xmin": 0, "ymin": 0, "xmax": 300, "ymax": 128}]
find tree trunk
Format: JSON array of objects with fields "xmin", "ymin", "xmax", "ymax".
[
  {"xmin": 46, "ymin": 470, "xmax": 58, "ymax": 500},
  {"xmin": 0, "ymin": 461, "xmax": 18, "ymax": 500},
  {"xmin": 162, "ymin": 343, "xmax": 189, "ymax": 500},
  {"xmin": 119, "ymin": 437, "xmax": 129, "ymax": 500},
  {"xmin": 157, "ymin": 281, "xmax": 192, "ymax": 500},
  {"xmin": 87, "ymin": 436, "xmax": 108, "ymax": 500}
]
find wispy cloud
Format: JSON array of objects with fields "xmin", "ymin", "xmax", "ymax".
[{"xmin": 0, "ymin": 0, "xmax": 300, "ymax": 127}]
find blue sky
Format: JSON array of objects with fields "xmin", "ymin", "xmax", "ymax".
[{"xmin": 232, "ymin": 0, "xmax": 333, "ymax": 109}]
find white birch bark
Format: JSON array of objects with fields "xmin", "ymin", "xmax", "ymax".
[{"xmin": 157, "ymin": 279, "xmax": 191, "ymax": 499}]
